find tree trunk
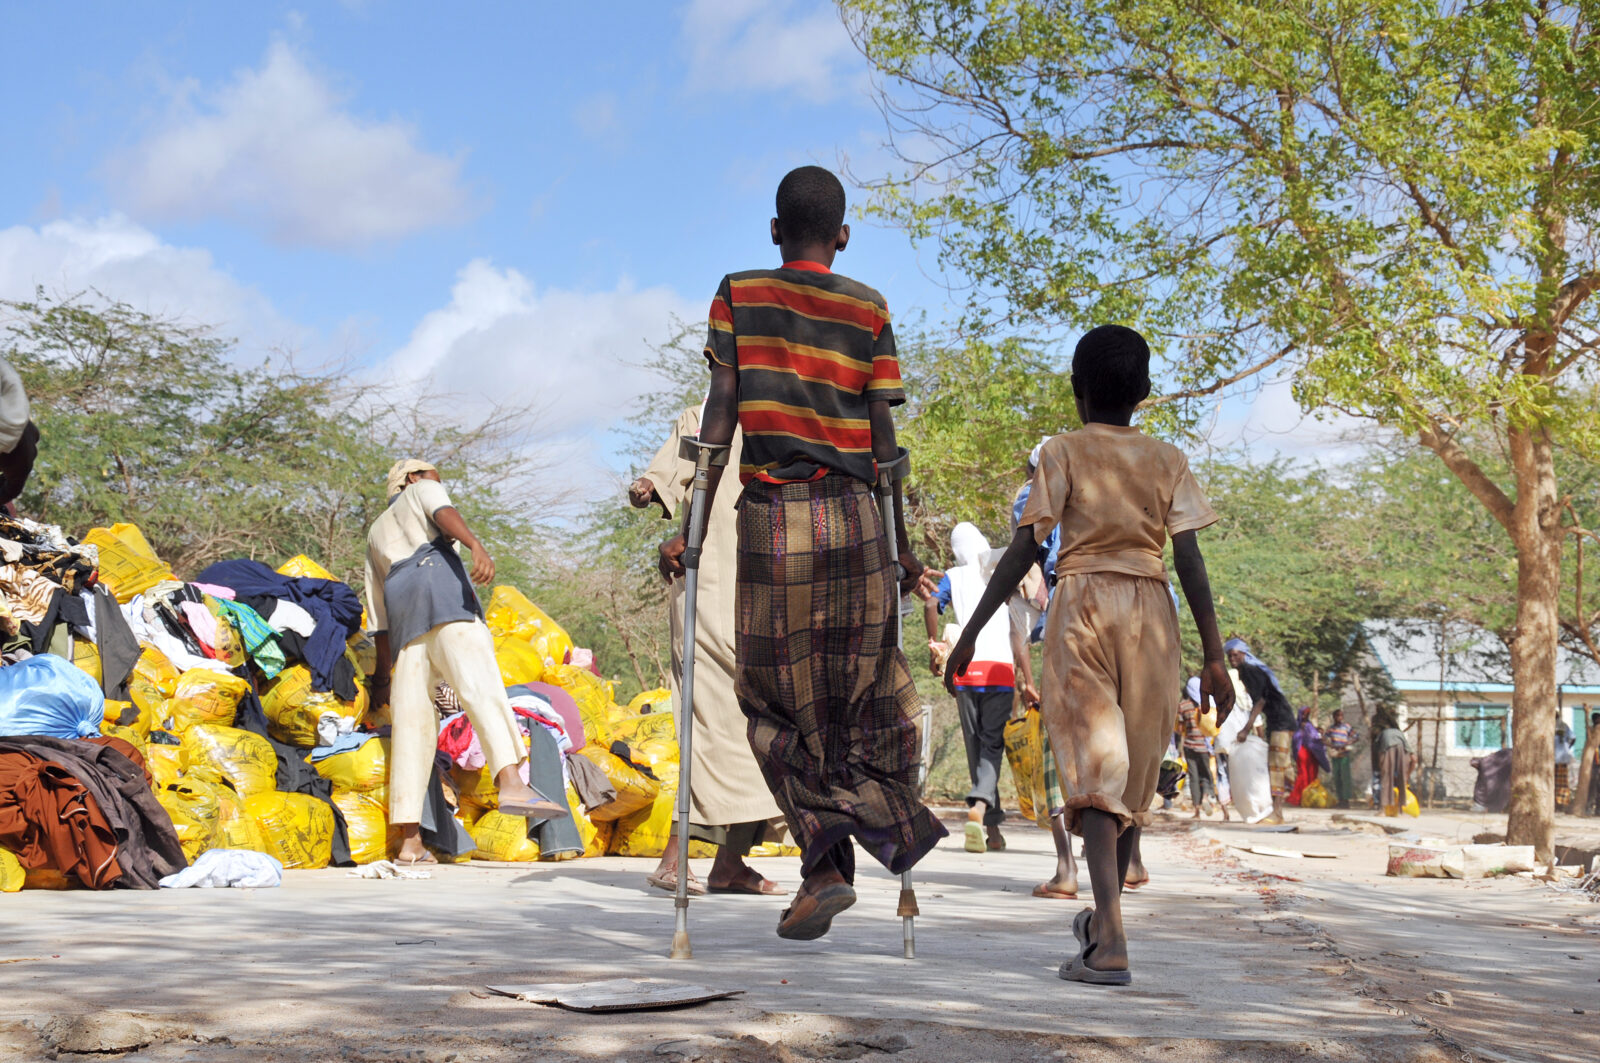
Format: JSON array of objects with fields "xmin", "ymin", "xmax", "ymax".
[
  {"xmin": 1505, "ymin": 423, "xmax": 1562, "ymax": 861},
  {"xmin": 1572, "ymin": 710, "xmax": 1599, "ymax": 817}
]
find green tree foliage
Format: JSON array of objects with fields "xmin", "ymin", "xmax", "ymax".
[
  {"xmin": 1190, "ymin": 458, "xmax": 1381, "ymax": 711},
  {"xmin": 898, "ymin": 333, "xmax": 1080, "ymax": 561},
  {"xmin": 842, "ymin": 0, "xmax": 1600, "ymax": 856},
  {"xmin": 4, "ymin": 291, "xmax": 550, "ymax": 597}
]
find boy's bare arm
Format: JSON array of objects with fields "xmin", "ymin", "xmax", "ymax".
[
  {"xmin": 1172, "ymin": 530, "xmax": 1234, "ymax": 722},
  {"xmin": 944, "ymin": 527, "xmax": 1036, "ymax": 696},
  {"xmin": 659, "ymin": 363, "xmax": 739, "ymax": 578}
]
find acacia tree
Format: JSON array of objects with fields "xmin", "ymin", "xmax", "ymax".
[
  {"xmin": 4, "ymin": 291, "xmax": 558, "ymax": 596},
  {"xmin": 843, "ymin": 0, "xmax": 1600, "ymax": 858}
]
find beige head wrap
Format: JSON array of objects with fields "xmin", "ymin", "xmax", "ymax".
[{"xmin": 386, "ymin": 458, "xmax": 437, "ymax": 501}]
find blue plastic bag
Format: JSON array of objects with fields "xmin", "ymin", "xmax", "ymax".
[{"xmin": 0, "ymin": 654, "xmax": 106, "ymax": 739}]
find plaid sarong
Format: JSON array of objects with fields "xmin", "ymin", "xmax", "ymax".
[{"xmin": 734, "ymin": 475, "xmax": 947, "ymax": 882}]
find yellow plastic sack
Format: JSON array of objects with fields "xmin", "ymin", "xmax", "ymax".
[
  {"xmin": 451, "ymin": 766, "xmax": 501, "ymax": 813},
  {"xmin": 100, "ymin": 699, "xmax": 154, "ymax": 748},
  {"xmin": 574, "ymin": 745, "xmax": 660, "ymax": 822},
  {"xmin": 0, "ymin": 847, "xmax": 24, "ymax": 893},
  {"xmin": 332, "ymin": 788, "xmax": 391, "ymax": 865},
  {"xmin": 312, "ymin": 737, "xmax": 388, "ymax": 793},
  {"xmin": 180, "ymin": 724, "xmax": 278, "ymax": 797},
  {"xmin": 215, "ymin": 785, "xmax": 270, "ymax": 853},
  {"xmin": 608, "ymin": 764, "xmax": 714, "ymax": 858},
  {"xmin": 612, "ymin": 710, "xmax": 675, "ymax": 748},
  {"xmin": 84, "ymin": 523, "xmax": 174, "ymax": 603},
  {"xmin": 1003, "ymin": 709, "xmax": 1048, "ymax": 825},
  {"xmin": 276, "ymin": 554, "xmax": 338, "ymax": 581},
  {"xmin": 70, "ymin": 635, "xmax": 102, "ymax": 685},
  {"xmin": 262, "ymin": 664, "xmax": 365, "ymax": 747},
  {"xmin": 1199, "ymin": 705, "xmax": 1220, "ymax": 737},
  {"xmin": 494, "ymin": 634, "xmax": 546, "ymax": 687},
  {"xmin": 1300, "ymin": 779, "xmax": 1335, "ymax": 809},
  {"xmin": 157, "ymin": 781, "xmax": 222, "ymax": 863},
  {"xmin": 246, "ymin": 792, "xmax": 335, "ymax": 869},
  {"xmin": 485, "ymin": 586, "xmax": 574, "ymax": 666},
  {"xmin": 146, "ymin": 742, "xmax": 185, "ymax": 788},
  {"xmin": 469, "ymin": 809, "xmax": 541, "ymax": 862},
  {"xmin": 545, "ymin": 664, "xmax": 616, "ymax": 744},
  {"xmin": 128, "ymin": 644, "xmax": 179, "ymax": 718},
  {"xmin": 166, "ymin": 670, "xmax": 250, "ymax": 734},
  {"xmin": 1404, "ymin": 787, "xmax": 1420, "ymax": 817},
  {"xmin": 564, "ymin": 787, "xmax": 611, "ymax": 858},
  {"xmin": 627, "ymin": 688, "xmax": 672, "ymax": 715}
]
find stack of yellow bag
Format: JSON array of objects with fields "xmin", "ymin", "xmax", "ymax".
[
  {"xmin": 312, "ymin": 738, "xmax": 393, "ymax": 864},
  {"xmin": 486, "ymin": 586, "xmax": 575, "ymax": 682}
]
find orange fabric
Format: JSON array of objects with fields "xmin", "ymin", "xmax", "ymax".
[{"xmin": 0, "ymin": 751, "xmax": 123, "ymax": 887}]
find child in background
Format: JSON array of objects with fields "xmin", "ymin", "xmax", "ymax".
[{"xmin": 945, "ymin": 324, "xmax": 1233, "ymax": 985}]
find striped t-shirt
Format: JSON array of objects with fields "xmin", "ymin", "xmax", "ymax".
[{"xmin": 703, "ymin": 261, "xmax": 904, "ymax": 485}]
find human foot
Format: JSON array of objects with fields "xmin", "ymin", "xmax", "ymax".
[
  {"xmin": 708, "ymin": 866, "xmax": 787, "ymax": 895},
  {"xmin": 986, "ymin": 825, "xmax": 1006, "ymax": 851}
]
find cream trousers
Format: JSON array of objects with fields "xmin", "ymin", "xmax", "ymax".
[{"xmin": 390, "ymin": 619, "xmax": 525, "ymax": 824}]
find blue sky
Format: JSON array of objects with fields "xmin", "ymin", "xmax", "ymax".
[{"xmin": 0, "ymin": 1, "xmax": 1327, "ymax": 501}]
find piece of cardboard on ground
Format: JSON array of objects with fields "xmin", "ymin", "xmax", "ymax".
[{"xmin": 486, "ymin": 978, "xmax": 743, "ymax": 1012}]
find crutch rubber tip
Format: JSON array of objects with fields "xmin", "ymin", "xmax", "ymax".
[
  {"xmin": 670, "ymin": 931, "xmax": 692, "ymax": 960},
  {"xmin": 897, "ymin": 890, "xmax": 920, "ymax": 918}
]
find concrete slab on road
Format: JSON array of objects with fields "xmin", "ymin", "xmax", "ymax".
[{"xmin": 0, "ymin": 815, "xmax": 1463, "ymax": 1062}]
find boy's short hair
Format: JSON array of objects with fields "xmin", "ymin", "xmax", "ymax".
[
  {"xmin": 776, "ymin": 166, "xmax": 847, "ymax": 246},
  {"xmin": 1072, "ymin": 325, "xmax": 1152, "ymax": 408}
]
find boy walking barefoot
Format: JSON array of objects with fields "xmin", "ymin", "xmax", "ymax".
[
  {"xmin": 662, "ymin": 166, "xmax": 945, "ymax": 941},
  {"xmin": 945, "ymin": 326, "xmax": 1233, "ymax": 985}
]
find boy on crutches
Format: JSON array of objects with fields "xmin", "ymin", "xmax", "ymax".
[{"xmin": 662, "ymin": 166, "xmax": 945, "ymax": 942}]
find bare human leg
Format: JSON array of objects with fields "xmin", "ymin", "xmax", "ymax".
[
  {"xmin": 393, "ymin": 824, "xmax": 436, "ymax": 864},
  {"xmin": 1079, "ymin": 809, "xmax": 1130, "ymax": 971},
  {"xmin": 1035, "ymin": 811, "xmax": 1078, "ymax": 897},
  {"xmin": 1123, "ymin": 829, "xmax": 1148, "ymax": 889}
]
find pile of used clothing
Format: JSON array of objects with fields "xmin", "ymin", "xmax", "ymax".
[
  {"xmin": 1, "ymin": 522, "xmax": 370, "ymax": 889},
  {"xmin": 2, "ymin": 519, "xmax": 795, "ymax": 892}
]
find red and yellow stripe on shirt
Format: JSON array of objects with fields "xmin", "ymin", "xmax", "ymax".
[{"xmin": 703, "ymin": 265, "xmax": 904, "ymax": 486}]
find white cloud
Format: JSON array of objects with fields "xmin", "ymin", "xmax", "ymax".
[
  {"xmin": 377, "ymin": 259, "xmax": 700, "ymax": 494},
  {"xmin": 0, "ymin": 214, "xmax": 308, "ymax": 357},
  {"xmin": 108, "ymin": 41, "xmax": 471, "ymax": 248},
  {"xmin": 1195, "ymin": 371, "xmax": 1372, "ymax": 466},
  {"xmin": 682, "ymin": 0, "xmax": 862, "ymax": 103}
]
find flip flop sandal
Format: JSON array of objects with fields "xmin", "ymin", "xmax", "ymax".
[
  {"xmin": 708, "ymin": 874, "xmax": 789, "ymax": 896},
  {"xmin": 1072, "ymin": 907, "xmax": 1093, "ymax": 950},
  {"xmin": 1032, "ymin": 883, "xmax": 1078, "ymax": 899},
  {"xmin": 987, "ymin": 834, "xmax": 1007, "ymax": 852},
  {"xmin": 1058, "ymin": 947, "xmax": 1133, "ymax": 986},
  {"xmin": 1123, "ymin": 876, "xmax": 1150, "ymax": 891},
  {"xmin": 776, "ymin": 883, "xmax": 856, "ymax": 940},
  {"xmin": 963, "ymin": 822, "xmax": 986, "ymax": 853},
  {"xmin": 499, "ymin": 797, "xmax": 569, "ymax": 820},
  {"xmin": 398, "ymin": 851, "xmax": 438, "ymax": 866},
  {"xmin": 646, "ymin": 870, "xmax": 707, "ymax": 896}
]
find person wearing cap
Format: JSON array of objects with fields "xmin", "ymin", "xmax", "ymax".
[
  {"xmin": 0, "ymin": 357, "xmax": 39, "ymax": 511},
  {"xmin": 366, "ymin": 459, "xmax": 565, "ymax": 863}
]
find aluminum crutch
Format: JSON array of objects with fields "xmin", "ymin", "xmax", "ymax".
[
  {"xmin": 874, "ymin": 446, "xmax": 919, "ymax": 960},
  {"xmin": 670, "ymin": 434, "xmax": 731, "ymax": 961}
]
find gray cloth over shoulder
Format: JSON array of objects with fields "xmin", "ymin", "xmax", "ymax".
[{"xmin": 383, "ymin": 539, "xmax": 483, "ymax": 650}]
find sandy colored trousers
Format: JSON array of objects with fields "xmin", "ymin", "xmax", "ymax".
[
  {"xmin": 1039, "ymin": 571, "xmax": 1179, "ymax": 834},
  {"xmin": 390, "ymin": 619, "xmax": 525, "ymax": 823}
]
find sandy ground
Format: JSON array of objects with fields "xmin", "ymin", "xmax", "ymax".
[{"xmin": 0, "ymin": 807, "xmax": 1594, "ymax": 1063}]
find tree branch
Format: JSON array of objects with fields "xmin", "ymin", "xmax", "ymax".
[{"xmin": 1417, "ymin": 421, "xmax": 1516, "ymax": 531}]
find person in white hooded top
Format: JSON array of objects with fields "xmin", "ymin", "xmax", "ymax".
[{"xmin": 925, "ymin": 522, "xmax": 1029, "ymax": 854}]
